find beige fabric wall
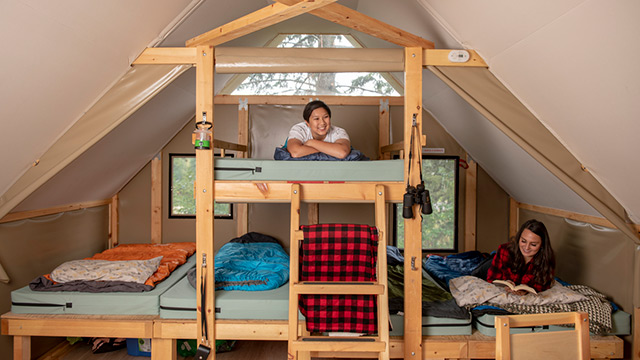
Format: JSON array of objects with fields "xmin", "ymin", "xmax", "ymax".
[
  {"xmin": 476, "ymin": 166, "xmax": 510, "ymax": 253},
  {"xmin": 0, "ymin": 207, "xmax": 109, "ymax": 359},
  {"xmin": 118, "ymin": 105, "xmax": 238, "ymax": 251},
  {"xmin": 519, "ymin": 209, "xmax": 634, "ymax": 312}
]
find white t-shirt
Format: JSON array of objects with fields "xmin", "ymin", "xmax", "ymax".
[{"xmin": 287, "ymin": 121, "xmax": 350, "ymax": 144}]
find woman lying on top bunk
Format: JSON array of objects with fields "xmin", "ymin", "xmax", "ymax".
[{"xmin": 274, "ymin": 100, "xmax": 368, "ymax": 161}]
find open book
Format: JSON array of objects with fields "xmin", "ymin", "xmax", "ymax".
[{"xmin": 493, "ymin": 279, "xmax": 537, "ymax": 294}]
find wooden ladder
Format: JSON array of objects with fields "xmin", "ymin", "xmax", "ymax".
[{"xmin": 287, "ymin": 183, "xmax": 390, "ymax": 360}]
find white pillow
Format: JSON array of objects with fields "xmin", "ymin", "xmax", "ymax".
[{"xmin": 50, "ymin": 256, "xmax": 162, "ymax": 284}]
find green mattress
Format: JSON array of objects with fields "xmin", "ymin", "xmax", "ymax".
[
  {"xmin": 213, "ymin": 159, "xmax": 403, "ymax": 181},
  {"xmin": 160, "ymin": 275, "xmax": 292, "ymax": 320},
  {"xmin": 161, "ymin": 273, "xmax": 472, "ymax": 336},
  {"xmin": 473, "ymin": 309, "xmax": 631, "ymax": 336},
  {"xmin": 10, "ymin": 255, "xmax": 196, "ymax": 315}
]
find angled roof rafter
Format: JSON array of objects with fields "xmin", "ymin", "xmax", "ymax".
[
  {"xmin": 185, "ymin": 0, "xmax": 338, "ymax": 48},
  {"xmin": 275, "ymin": 0, "xmax": 435, "ymax": 49}
]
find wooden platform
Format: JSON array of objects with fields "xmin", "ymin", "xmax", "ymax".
[{"xmin": 1, "ymin": 313, "xmax": 624, "ymax": 360}]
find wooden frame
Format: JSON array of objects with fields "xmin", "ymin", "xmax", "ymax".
[
  {"xmin": 495, "ymin": 312, "xmax": 590, "ymax": 360},
  {"xmin": 0, "ymin": 2, "xmax": 626, "ymax": 360}
]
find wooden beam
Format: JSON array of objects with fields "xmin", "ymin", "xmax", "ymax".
[
  {"xmin": 132, "ymin": 47, "xmax": 198, "ymax": 65},
  {"xmin": 403, "ymin": 46, "xmax": 423, "ymax": 360},
  {"xmin": 276, "ymin": 1, "xmax": 434, "ymax": 49},
  {"xmin": 194, "ymin": 45, "xmax": 216, "ymax": 355},
  {"xmin": 509, "ymin": 198, "xmax": 519, "ymax": 238},
  {"xmin": 186, "ymin": 0, "xmax": 338, "ymax": 47},
  {"xmin": 109, "ymin": 194, "xmax": 119, "ymax": 248},
  {"xmin": 0, "ymin": 199, "xmax": 111, "ymax": 224},
  {"xmin": 517, "ymin": 201, "xmax": 622, "ymax": 230},
  {"xmin": 213, "ymin": 182, "xmax": 405, "ymax": 203},
  {"xmin": 151, "ymin": 154, "xmax": 162, "ymax": 244},
  {"xmin": 237, "ymin": 100, "xmax": 249, "ymax": 237},
  {"xmin": 215, "ymin": 47, "xmax": 404, "ymax": 73},
  {"xmin": 378, "ymin": 100, "xmax": 390, "ymax": 160},
  {"xmin": 464, "ymin": 159, "xmax": 477, "ymax": 251},
  {"xmin": 423, "ymin": 49, "xmax": 487, "ymax": 68},
  {"xmin": 214, "ymin": 95, "xmax": 404, "ymax": 106}
]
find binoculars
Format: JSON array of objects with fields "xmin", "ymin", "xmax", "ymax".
[{"xmin": 402, "ymin": 182, "xmax": 433, "ymax": 219}]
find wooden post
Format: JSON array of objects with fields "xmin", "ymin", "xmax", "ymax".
[
  {"xmin": 151, "ymin": 154, "xmax": 162, "ymax": 244},
  {"xmin": 237, "ymin": 99, "xmax": 249, "ymax": 237},
  {"xmin": 464, "ymin": 158, "xmax": 477, "ymax": 251},
  {"xmin": 378, "ymin": 99, "xmax": 390, "ymax": 160},
  {"xmin": 14, "ymin": 336, "xmax": 30, "ymax": 360},
  {"xmin": 403, "ymin": 46, "xmax": 423, "ymax": 360},
  {"xmin": 509, "ymin": 198, "xmax": 519, "ymax": 239},
  {"xmin": 195, "ymin": 45, "xmax": 216, "ymax": 357},
  {"xmin": 307, "ymin": 203, "xmax": 319, "ymax": 225},
  {"xmin": 109, "ymin": 194, "xmax": 119, "ymax": 248}
]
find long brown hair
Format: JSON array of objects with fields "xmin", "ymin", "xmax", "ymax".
[{"xmin": 507, "ymin": 219, "xmax": 555, "ymax": 287}]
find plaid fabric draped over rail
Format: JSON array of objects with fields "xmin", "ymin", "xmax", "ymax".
[{"xmin": 299, "ymin": 224, "xmax": 379, "ymax": 334}]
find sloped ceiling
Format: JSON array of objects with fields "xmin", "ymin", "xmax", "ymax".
[{"xmin": 1, "ymin": 0, "xmax": 638, "ymax": 226}]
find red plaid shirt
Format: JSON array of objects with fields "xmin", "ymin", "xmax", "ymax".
[{"xmin": 486, "ymin": 243, "xmax": 552, "ymax": 292}]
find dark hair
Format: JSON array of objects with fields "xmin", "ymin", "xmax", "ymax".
[
  {"xmin": 303, "ymin": 100, "xmax": 331, "ymax": 121},
  {"xmin": 507, "ymin": 219, "xmax": 555, "ymax": 287}
]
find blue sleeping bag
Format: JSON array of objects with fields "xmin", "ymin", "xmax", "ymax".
[{"xmin": 214, "ymin": 232, "xmax": 290, "ymax": 291}]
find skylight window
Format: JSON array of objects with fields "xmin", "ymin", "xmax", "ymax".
[{"xmin": 222, "ymin": 34, "xmax": 402, "ymax": 96}]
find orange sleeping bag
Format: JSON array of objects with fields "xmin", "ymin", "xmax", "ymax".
[{"xmin": 85, "ymin": 242, "xmax": 196, "ymax": 287}]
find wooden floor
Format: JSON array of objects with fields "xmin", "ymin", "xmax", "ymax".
[{"xmin": 58, "ymin": 340, "xmax": 289, "ymax": 360}]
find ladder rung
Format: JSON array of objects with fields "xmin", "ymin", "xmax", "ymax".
[
  {"xmin": 292, "ymin": 338, "xmax": 386, "ymax": 352},
  {"xmin": 293, "ymin": 282, "xmax": 384, "ymax": 295}
]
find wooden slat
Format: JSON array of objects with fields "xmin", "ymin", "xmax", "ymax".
[
  {"xmin": 14, "ymin": 336, "xmax": 30, "ymax": 360},
  {"xmin": 293, "ymin": 283, "xmax": 384, "ymax": 295},
  {"xmin": 292, "ymin": 339, "xmax": 386, "ymax": 353},
  {"xmin": 517, "ymin": 201, "xmax": 619, "ymax": 229},
  {"xmin": 214, "ymin": 94, "xmax": 404, "ymax": 106},
  {"xmin": 379, "ymin": 101, "xmax": 390, "ymax": 160},
  {"xmin": 132, "ymin": 47, "xmax": 198, "ymax": 65},
  {"xmin": 186, "ymin": 0, "xmax": 338, "ymax": 47},
  {"xmin": 423, "ymin": 49, "xmax": 488, "ymax": 67},
  {"xmin": 375, "ymin": 184, "xmax": 390, "ymax": 360},
  {"xmin": 212, "ymin": 139, "xmax": 247, "ymax": 152},
  {"xmin": 2, "ymin": 317, "xmax": 153, "ymax": 338},
  {"xmin": 213, "ymin": 182, "xmax": 404, "ymax": 203},
  {"xmin": 276, "ymin": 1, "xmax": 434, "ymax": 49},
  {"xmin": 635, "ymin": 307, "xmax": 640, "ymax": 360},
  {"xmin": 109, "ymin": 194, "xmax": 119, "ymax": 248},
  {"xmin": 0, "ymin": 199, "xmax": 111, "ymax": 224},
  {"xmin": 464, "ymin": 159, "xmax": 477, "ymax": 251},
  {"xmin": 403, "ymin": 46, "xmax": 424, "ymax": 360},
  {"xmin": 509, "ymin": 198, "xmax": 519, "ymax": 238},
  {"xmin": 236, "ymin": 101, "xmax": 249, "ymax": 237},
  {"xmin": 307, "ymin": 203, "xmax": 319, "ymax": 225},
  {"xmin": 151, "ymin": 154, "xmax": 162, "ymax": 244},
  {"xmin": 194, "ymin": 45, "xmax": 216, "ymax": 354},
  {"xmin": 288, "ymin": 183, "xmax": 302, "ymax": 360}
]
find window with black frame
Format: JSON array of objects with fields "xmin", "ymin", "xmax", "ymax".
[
  {"xmin": 169, "ymin": 153, "xmax": 233, "ymax": 219},
  {"xmin": 394, "ymin": 156, "xmax": 459, "ymax": 252}
]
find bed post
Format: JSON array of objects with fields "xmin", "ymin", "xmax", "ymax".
[
  {"xmin": 195, "ymin": 45, "xmax": 216, "ymax": 358},
  {"xmin": 403, "ymin": 46, "xmax": 424, "ymax": 360},
  {"xmin": 237, "ymin": 98, "xmax": 249, "ymax": 237}
]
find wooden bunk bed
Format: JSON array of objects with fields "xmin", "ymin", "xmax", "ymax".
[{"xmin": 0, "ymin": 3, "xmax": 628, "ymax": 360}]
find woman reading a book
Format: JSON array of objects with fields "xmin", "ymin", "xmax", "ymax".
[{"xmin": 486, "ymin": 219, "xmax": 556, "ymax": 295}]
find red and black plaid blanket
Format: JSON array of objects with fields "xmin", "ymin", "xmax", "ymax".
[{"xmin": 299, "ymin": 224, "xmax": 379, "ymax": 334}]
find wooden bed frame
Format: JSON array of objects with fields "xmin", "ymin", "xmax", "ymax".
[
  {"xmin": 0, "ymin": 2, "xmax": 629, "ymax": 359},
  {"xmin": 1, "ymin": 313, "xmax": 623, "ymax": 360}
]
